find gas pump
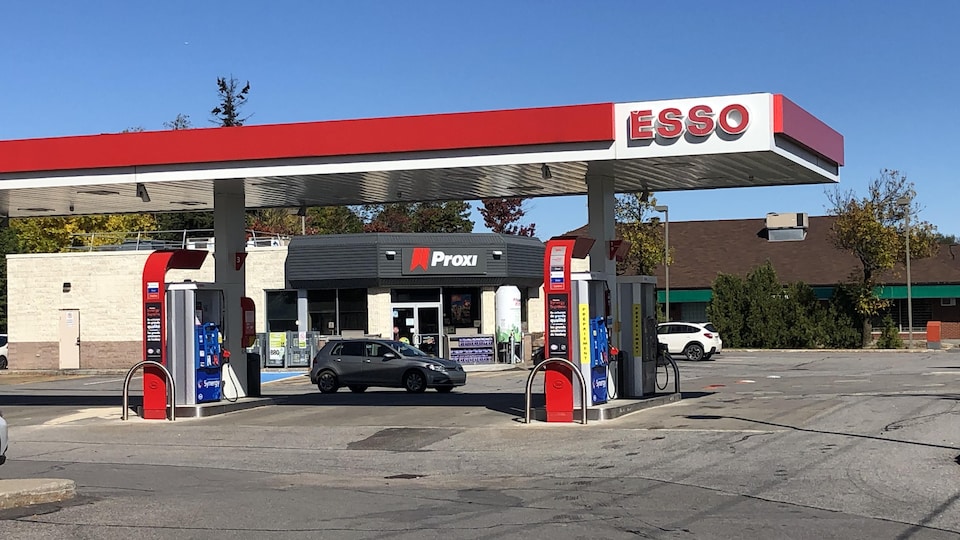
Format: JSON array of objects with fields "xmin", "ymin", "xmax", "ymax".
[
  {"xmin": 543, "ymin": 236, "xmax": 619, "ymax": 421},
  {"xmin": 167, "ymin": 282, "xmax": 229, "ymax": 405},
  {"xmin": 617, "ymin": 276, "xmax": 659, "ymax": 397}
]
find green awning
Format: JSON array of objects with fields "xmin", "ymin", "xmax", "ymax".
[
  {"xmin": 657, "ymin": 289, "xmax": 712, "ymax": 303},
  {"xmin": 876, "ymin": 284, "xmax": 960, "ymax": 299}
]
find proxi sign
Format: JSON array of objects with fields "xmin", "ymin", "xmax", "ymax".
[
  {"xmin": 401, "ymin": 247, "xmax": 488, "ymax": 275},
  {"xmin": 629, "ymin": 103, "xmax": 750, "ymax": 140}
]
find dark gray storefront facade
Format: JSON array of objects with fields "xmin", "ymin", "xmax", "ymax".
[{"xmin": 269, "ymin": 233, "xmax": 545, "ymax": 360}]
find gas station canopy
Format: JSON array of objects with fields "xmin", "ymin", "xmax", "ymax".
[{"xmin": 0, "ymin": 93, "xmax": 842, "ymax": 217}]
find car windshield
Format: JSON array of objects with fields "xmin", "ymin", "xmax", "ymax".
[
  {"xmin": 704, "ymin": 323, "xmax": 717, "ymax": 332},
  {"xmin": 386, "ymin": 341, "xmax": 429, "ymax": 357}
]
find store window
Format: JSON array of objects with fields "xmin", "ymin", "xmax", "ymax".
[
  {"xmin": 443, "ymin": 287, "xmax": 480, "ymax": 329},
  {"xmin": 307, "ymin": 289, "xmax": 337, "ymax": 334},
  {"xmin": 266, "ymin": 290, "xmax": 298, "ymax": 332},
  {"xmin": 308, "ymin": 288, "xmax": 368, "ymax": 334},
  {"xmin": 338, "ymin": 288, "xmax": 368, "ymax": 332}
]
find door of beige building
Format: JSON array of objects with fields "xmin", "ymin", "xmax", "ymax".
[{"xmin": 59, "ymin": 309, "xmax": 80, "ymax": 369}]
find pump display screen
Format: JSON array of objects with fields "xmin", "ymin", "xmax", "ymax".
[
  {"xmin": 145, "ymin": 302, "xmax": 163, "ymax": 363},
  {"xmin": 546, "ymin": 294, "xmax": 569, "ymax": 358}
]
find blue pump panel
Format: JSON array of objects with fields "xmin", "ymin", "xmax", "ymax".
[
  {"xmin": 589, "ymin": 317, "xmax": 609, "ymax": 404},
  {"xmin": 195, "ymin": 322, "xmax": 222, "ymax": 403}
]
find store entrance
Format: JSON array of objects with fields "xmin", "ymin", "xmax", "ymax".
[{"xmin": 392, "ymin": 303, "xmax": 442, "ymax": 356}]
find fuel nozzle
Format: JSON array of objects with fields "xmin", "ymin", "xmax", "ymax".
[{"xmin": 222, "ymin": 349, "xmax": 231, "ymax": 363}]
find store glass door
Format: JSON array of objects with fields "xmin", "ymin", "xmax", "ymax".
[
  {"xmin": 415, "ymin": 306, "xmax": 441, "ymax": 356},
  {"xmin": 392, "ymin": 303, "xmax": 442, "ymax": 356}
]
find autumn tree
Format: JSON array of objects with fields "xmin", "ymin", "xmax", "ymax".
[
  {"xmin": 362, "ymin": 202, "xmax": 474, "ymax": 233},
  {"xmin": 479, "ymin": 198, "xmax": 536, "ymax": 236},
  {"xmin": 614, "ymin": 192, "xmax": 666, "ymax": 275},
  {"xmin": 827, "ymin": 169, "xmax": 939, "ymax": 346},
  {"xmin": 10, "ymin": 214, "xmax": 159, "ymax": 253},
  {"xmin": 309, "ymin": 206, "xmax": 364, "ymax": 234}
]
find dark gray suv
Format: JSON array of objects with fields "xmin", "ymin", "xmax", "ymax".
[{"xmin": 309, "ymin": 339, "xmax": 467, "ymax": 394}]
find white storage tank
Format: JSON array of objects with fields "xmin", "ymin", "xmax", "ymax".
[{"xmin": 495, "ymin": 285, "xmax": 522, "ymax": 343}]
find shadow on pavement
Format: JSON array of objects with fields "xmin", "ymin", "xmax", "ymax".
[{"xmin": 0, "ymin": 395, "xmax": 139, "ymax": 407}]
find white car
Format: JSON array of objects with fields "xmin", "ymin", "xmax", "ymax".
[
  {"xmin": 0, "ymin": 333, "xmax": 7, "ymax": 369},
  {"xmin": 0, "ymin": 411, "xmax": 7, "ymax": 465},
  {"xmin": 657, "ymin": 322, "xmax": 722, "ymax": 361}
]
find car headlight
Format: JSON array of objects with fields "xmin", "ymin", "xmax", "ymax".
[{"xmin": 427, "ymin": 364, "xmax": 447, "ymax": 372}]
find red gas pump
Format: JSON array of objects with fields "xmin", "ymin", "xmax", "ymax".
[
  {"xmin": 542, "ymin": 236, "xmax": 594, "ymax": 422},
  {"xmin": 141, "ymin": 250, "xmax": 208, "ymax": 420}
]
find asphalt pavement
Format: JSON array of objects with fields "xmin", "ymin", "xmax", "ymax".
[{"xmin": 1, "ymin": 351, "xmax": 959, "ymax": 539}]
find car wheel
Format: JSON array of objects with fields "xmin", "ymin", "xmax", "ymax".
[
  {"xmin": 0, "ymin": 356, "xmax": 6, "ymax": 370},
  {"xmin": 435, "ymin": 386, "xmax": 454, "ymax": 393},
  {"xmin": 403, "ymin": 370, "xmax": 427, "ymax": 393},
  {"xmin": 684, "ymin": 343, "xmax": 705, "ymax": 362},
  {"xmin": 703, "ymin": 353, "xmax": 715, "ymax": 361},
  {"xmin": 348, "ymin": 385, "xmax": 368, "ymax": 393},
  {"xmin": 316, "ymin": 370, "xmax": 340, "ymax": 393}
]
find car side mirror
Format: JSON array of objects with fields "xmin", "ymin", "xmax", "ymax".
[{"xmin": 382, "ymin": 352, "xmax": 397, "ymax": 360}]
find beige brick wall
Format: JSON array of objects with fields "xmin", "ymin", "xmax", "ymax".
[
  {"xmin": 367, "ymin": 288, "xmax": 392, "ymax": 338},
  {"xmin": 6, "ymin": 248, "xmax": 287, "ymax": 369}
]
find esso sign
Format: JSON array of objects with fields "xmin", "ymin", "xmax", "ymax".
[{"xmin": 629, "ymin": 103, "xmax": 750, "ymax": 140}]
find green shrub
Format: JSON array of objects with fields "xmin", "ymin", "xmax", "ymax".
[{"xmin": 875, "ymin": 315, "xmax": 904, "ymax": 349}]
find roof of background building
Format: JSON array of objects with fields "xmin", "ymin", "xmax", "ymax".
[{"xmin": 567, "ymin": 216, "xmax": 960, "ymax": 289}]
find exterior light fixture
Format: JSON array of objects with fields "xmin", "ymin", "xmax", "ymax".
[
  {"xmin": 385, "ymin": 250, "xmax": 397, "ymax": 259},
  {"xmin": 492, "ymin": 250, "xmax": 503, "ymax": 259},
  {"xmin": 136, "ymin": 182, "xmax": 151, "ymax": 203},
  {"xmin": 541, "ymin": 164, "xmax": 552, "ymax": 180}
]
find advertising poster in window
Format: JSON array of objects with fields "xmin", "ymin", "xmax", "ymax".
[
  {"xmin": 268, "ymin": 332, "xmax": 287, "ymax": 363},
  {"xmin": 450, "ymin": 293, "xmax": 473, "ymax": 326}
]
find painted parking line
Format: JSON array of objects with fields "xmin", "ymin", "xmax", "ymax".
[
  {"xmin": 833, "ymin": 379, "xmax": 872, "ymax": 383},
  {"xmin": 261, "ymin": 372, "xmax": 307, "ymax": 384},
  {"xmin": 83, "ymin": 377, "xmax": 130, "ymax": 385}
]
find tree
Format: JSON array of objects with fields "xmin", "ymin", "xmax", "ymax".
[
  {"xmin": 934, "ymin": 232, "xmax": 959, "ymax": 244},
  {"xmin": 827, "ymin": 169, "xmax": 939, "ymax": 345},
  {"xmin": 708, "ymin": 261, "xmax": 860, "ymax": 349},
  {"xmin": 614, "ymin": 192, "xmax": 666, "ymax": 275},
  {"xmin": 211, "ymin": 76, "xmax": 251, "ymax": 127},
  {"xmin": 309, "ymin": 206, "xmax": 364, "ymax": 234},
  {"xmin": 164, "ymin": 113, "xmax": 192, "ymax": 130},
  {"xmin": 362, "ymin": 202, "xmax": 474, "ymax": 233},
  {"xmin": 479, "ymin": 198, "xmax": 536, "ymax": 236},
  {"xmin": 0, "ymin": 225, "xmax": 20, "ymax": 331},
  {"xmin": 11, "ymin": 214, "xmax": 159, "ymax": 253}
]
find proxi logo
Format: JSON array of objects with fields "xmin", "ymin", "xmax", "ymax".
[
  {"xmin": 410, "ymin": 247, "xmax": 431, "ymax": 271},
  {"xmin": 430, "ymin": 251, "xmax": 478, "ymax": 267},
  {"xmin": 403, "ymin": 247, "xmax": 486, "ymax": 275}
]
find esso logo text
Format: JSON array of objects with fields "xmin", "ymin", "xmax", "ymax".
[{"xmin": 629, "ymin": 103, "xmax": 750, "ymax": 140}]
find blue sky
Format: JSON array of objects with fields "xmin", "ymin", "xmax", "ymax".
[{"xmin": 2, "ymin": 1, "xmax": 958, "ymax": 239}]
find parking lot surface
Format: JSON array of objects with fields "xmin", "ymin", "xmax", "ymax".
[{"xmin": 1, "ymin": 351, "xmax": 959, "ymax": 539}]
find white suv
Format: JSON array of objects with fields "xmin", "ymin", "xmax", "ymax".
[
  {"xmin": 657, "ymin": 322, "xmax": 722, "ymax": 361},
  {"xmin": 0, "ymin": 333, "xmax": 7, "ymax": 369}
]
